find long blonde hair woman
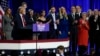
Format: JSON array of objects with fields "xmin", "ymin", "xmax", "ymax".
[
  {"xmin": 58, "ymin": 6, "xmax": 69, "ymax": 39},
  {"xmin": 59, "ymin": 7, "xmax": 68, "ymax": 19}
]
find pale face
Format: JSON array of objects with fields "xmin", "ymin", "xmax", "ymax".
[
  {"xmin": 29, "ymin": 10, "xmax": 34, "ymax": 16},
  {"xmin": 60, "ymin": 7, "xmax": 66, "ymax": 14},
  {"xmin": 76, "ymin": 6, "xmax": 81, "ymax": 13},
  {"xmin": 88, "ymin": 9, "xmax": 92, "ymax": 15},
  {"xmin": 20, "ymin": 7, "xmax": 26, "ymax": 15},
  {"xmin": 71, "ymin": 6, "xmax": 76, "ymax": 13},
  {"xmin": 41, "ymin": 11, "xmax": 46, "ymax": 16},
  {"xmin": 23, "ymin": 4, "xmax": 27, "ymax": 9},
  {"xmin": 58, "ymin": 49, "xmax": 64, "ymax": 54},
  {"xmin": 7, "ymin": 8, "xmax": 12, "ymax": 14},
  {"xmin": 51, "ymin": 7, "xmax": 56, "ymax": 13},
  {"xmin": 99, "ymin": 11, "xmax": 100, "ymax": 16},
  {"xmin": 94, "ymin": 9, "xmax": 99, "ymax": 15},
  {"xmin": 82, "ymin": 13, "xmax": 87, "ymax": 19}
]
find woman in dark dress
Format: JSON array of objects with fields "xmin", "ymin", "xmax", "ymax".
[
  {"xmin": 58, "ymin": 7, "xmax": 69, "ymax": 39},
  {"xmin": 26, "ymin": 9, "xmax": 36, "ymax": 25},
  {"xmin": 26, "ymin": 9, "xmax": 38, "ymax": 40},
  {"xmin": 37, "ymin": 10, "xmax": 48, "ymax": 39}
]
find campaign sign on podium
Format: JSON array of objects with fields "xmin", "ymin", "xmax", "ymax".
[{"xmin": 33, "ymin": 23, "xmax": 49, "ymax": 32}]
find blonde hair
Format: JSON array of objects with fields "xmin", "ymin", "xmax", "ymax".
[{"xmin": 59, "ymin": 7, "xmax": 68, "ymax": 19}]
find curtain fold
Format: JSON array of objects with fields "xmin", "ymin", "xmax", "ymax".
[{"xmin": 8, "ymin": 0, "xmax": 100, "ymax": 14}]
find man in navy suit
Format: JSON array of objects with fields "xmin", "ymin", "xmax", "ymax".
[
  {"xmin": 68, "ymin": 6, "xmax": 79, "ymax": 56},
  {"xmin": 49, "ymin": 45, "xmax": 67, "ymax": 56},
  {"xmin": 12, "ymin": 6, "xmax": 27, "ymax": 40},
  {"xmin": 46, "ymin": 7, "xmax": 59, "ymax": 39},
  {"xmin": 76, "ymin": 5, "xmax": 82, "ymax": 18}
]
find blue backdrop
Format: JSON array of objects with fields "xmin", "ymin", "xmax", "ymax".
[{"xmin": 8, "ymin": 0, "xmax": 100, "ymax": 14}]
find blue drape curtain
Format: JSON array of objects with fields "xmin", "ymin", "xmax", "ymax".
[{"xmin": 8, "ymin": 0, "xmax": 100, "ymax": 14}]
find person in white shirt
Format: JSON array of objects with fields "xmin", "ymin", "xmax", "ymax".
[
  {"xmin": 46, "ymin": 7, "xmax": 59, "ymax": 39},
  {"xmin": 89, "ymin": 9, "xmax": 100, "ymax": 55}
]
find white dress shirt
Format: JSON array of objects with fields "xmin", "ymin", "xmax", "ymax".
[
  {"xmin": 77, "ymin": 12, "xmax": 81, "ymax": 16},
  {"xmin": 94, "ymin": 15, "xmax": 99, "ymax": 30},
  {"xmin": 72, "ymin": 13, "xmax": 75, "ymax": 19},
  {"xmin": 51, "ymin": 13, "xmax": 57, "ymax": 30}
]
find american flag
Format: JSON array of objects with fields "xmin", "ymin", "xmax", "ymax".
[
  {"xmin": 0, "ymin": 0, "xmax": 8, "ymax": 39},
  {"xmin": 0, "ymin": 0, "xmax": 8, "ymax": 10}
]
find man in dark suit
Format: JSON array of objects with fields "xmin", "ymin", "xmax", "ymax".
[
  {"xmin": 26, "ymin": 9, "xmax": 35, "ymax": 25},
  {"xmin": 89, "ymin": 9, "xmax": 100, "ymax": 55},
  {"xmin": 12, "ymin": 6, "xmax": 27, "ymax": 40},
  {"xmin": 50, "ymin": 45, "xmax": 67, "ymax": 56},
  {"xmin": 76, "ymin": 5, "xmax": 82, "ymax": 18},
  {"xmin": 46, "ymin": 7, "xmax": 59, "ymax": 39},
  {"xmin": 68, "ymin": 6, "xmax": 79, "ymax": 56}
]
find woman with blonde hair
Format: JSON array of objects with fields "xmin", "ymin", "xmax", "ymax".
[{"xmin": 58, "ymin": 7, "xmax": 69, "ymax": 39}]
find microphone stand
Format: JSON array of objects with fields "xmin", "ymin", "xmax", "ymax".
[{"xmin": 35, "ymin": 23, "xmax": 38, "ymax": 56}]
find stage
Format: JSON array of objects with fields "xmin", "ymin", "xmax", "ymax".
[{"xmin": 0, "ymin": 38, "xmax": 69, "ymax": 55}]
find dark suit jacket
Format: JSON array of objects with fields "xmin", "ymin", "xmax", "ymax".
[
  {"xmin": 12, "ymin": 13, "xmax": 27, "ymax": 39},
  {"xmin": 68, "ymin": 13, "xmax": 80, "ymax": 41},
  {"xmin": 89, "ymin": 15, "xmax": 100, "ymax": 31},
  {"xmin": 13, "ymin": 13, "xmax": 27, "ymax": 29},
  {"xmin": 76, "ymin": 13, "xmax": 82, "ymax": 18},
  {"xmin": 46, "ymin": 13, "xmax": 59, "ymax": 30},
  {"xmin": 26, "ymin": 14, "xmax": 36, "ymax": 25},
  {"xmin": 68, "ymin": 13, "xmax": 80, "ymax": 29}
]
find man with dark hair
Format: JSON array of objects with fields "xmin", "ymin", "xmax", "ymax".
[
  {"xmin": 89, "ymin": 9, "xmax": 100, "ymax": 56},
  {"xmin": 12, "ymin": 6, "xmax": 27, "ymax": 40},
  {"xmin": 68, "ymin": 6, "xmax": 79, "ymax": 56},
  {"xmin": 76, "ymin": 5, "xmax": 82, "ymax": 18},
  {"xmin": 46, "ymin": 7, "xmax": 59, "ymax": 39},
  {"xmin": 56, "ymin": 45, "xmax": 67, "ymax": 56},
  {"xmin": 21, "ymin": 2, "xmax": 27, "ymax": 9}
]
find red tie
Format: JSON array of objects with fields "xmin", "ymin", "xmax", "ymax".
[{"xmin": 22, "ymin": 15, "xmax": 26, "ymax": 27}]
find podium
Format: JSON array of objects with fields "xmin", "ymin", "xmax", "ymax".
[
  {"xmin": 17, "ymin": 23, "xmax": 49, "ymax": 40},
  {"xmin": 0, "ymin": 23, "xmax": 70, "ymax": 55},
  {"xmin": 33, "ymin": 23, "xmax": 49, "ymax": 32}
]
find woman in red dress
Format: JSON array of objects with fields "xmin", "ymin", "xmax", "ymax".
[{"xmin": 77, "ymin": 12, "xmax": 89, "ymax": 56}]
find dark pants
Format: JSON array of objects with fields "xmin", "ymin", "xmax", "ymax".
[
  {"xmin": 94, "ymin": 30, "xmax": 100, "ymax": 56},
  {"xmin": 70, "ymin": 26, "xmax": 78, "ymax": 56},
  {"xmin": 38, "ymin": 32, "xmax": 47, "ymax": 40},
  {"xmin": 78, "ymin": 46, "xmax": 87, "ymax": 56},
  {"xmin": 12, "ymin": 29, "xmax": 33, "ymax": 40},
  {"xmin": 48, "ymin": 29, "xmax": 58, "ymax": 39},
  {"xmin": 89, "ymin": 30, "xmax": 95, "ymax": 49}
]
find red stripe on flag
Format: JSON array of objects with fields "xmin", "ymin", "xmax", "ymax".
[{"xmin": 0, "ymin": 10, "xmax": 3, "ymax": 16}]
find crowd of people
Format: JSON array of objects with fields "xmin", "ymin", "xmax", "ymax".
[{"xmin": 1, "ymin": 2, "xmax": 100, "ymax": 56}]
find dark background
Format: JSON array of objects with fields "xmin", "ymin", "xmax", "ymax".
[{"xmin": 1, "ymin": 0, "xmax": 100, "ymax": 15}]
